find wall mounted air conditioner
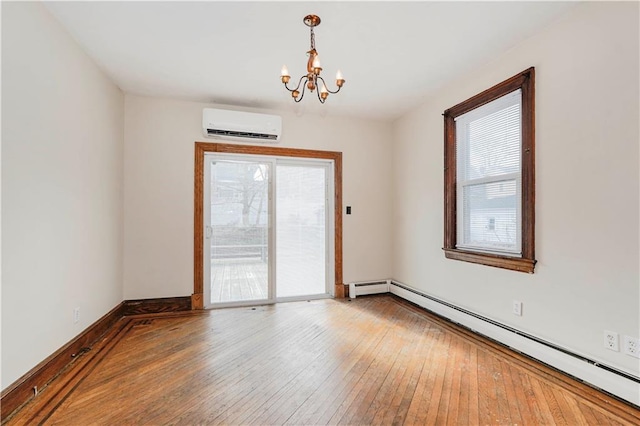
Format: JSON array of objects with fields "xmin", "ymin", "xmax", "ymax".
[{"xmin": 202, "ymin": 108, "xmax": 282, "ymax": 142}]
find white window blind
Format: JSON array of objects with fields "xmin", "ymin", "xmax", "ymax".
[
  {"xmin": 455, "ymin": 89, "xmax": 522, "ymax": 255},
  {"xmin": 276, "ymin": 164, "xmax": 327, "ymax": 298}
]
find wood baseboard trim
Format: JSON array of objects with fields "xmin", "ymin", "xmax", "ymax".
[
  {"xmin": 0, "ymin": 302, "xmax": 125, "ymax": 421},
  {"xmin": 123, "ymin": 296, "xmax": 192, "ymax": 316},
  {"xmin": 1, "ymin": 296, "xmax": 192, "ymax": 421},
  {"xmin": 191, "ymin": 293, "xmax": 203, "ymax": 310}
]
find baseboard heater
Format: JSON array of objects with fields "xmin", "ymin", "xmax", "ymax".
[
  {"xmin": 347, "ymin": 278, "xmax": 640, "ymax": 406},
  {"xmin": 348, "ymin": 280, "xmax": 390, "ymax": 298}
]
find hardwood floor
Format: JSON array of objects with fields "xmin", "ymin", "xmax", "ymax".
[{"xmin": 6, "ymin": 295, "xmax": 640, "ymax": 425}]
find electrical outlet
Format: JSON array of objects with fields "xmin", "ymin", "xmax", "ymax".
[
  {"xmin": 623, "ymin": 335, "xmax": 640, "ymax": 358},
  {"xmin": 604, "ymin": 330, "xmax": 619, "ymax": 351},
  {"xmin": 73, "ymin": 307, "xmax": 80, "ymax": 324},
  {"xmin": 512, "ymin": 300, "xmax": 522, "ymax": 316}
]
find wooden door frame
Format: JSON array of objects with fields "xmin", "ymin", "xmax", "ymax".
[{"xmin": 193, "ymin": 142, "xmax": 344, "ymax": 309}]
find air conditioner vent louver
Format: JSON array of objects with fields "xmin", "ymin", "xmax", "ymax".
[
  {"xmin": 202, "ymin": 108, "xmax": 282, "ymax": 143},
  {"xmin": 206, "ymin": 128, "xmax": 278, "ymax": 140}
]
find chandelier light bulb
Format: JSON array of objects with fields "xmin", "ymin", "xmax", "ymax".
[
  {"xmin": 312, "ymin": 55, "xmax": 321, "ymax": 69},
  {"xmin": 281, "ymin": 65, "xmax": 290, "ymax": 84},
  {"xmin": 336, "ymin": 70, "xmax": 343, "ymax": 80},
  {"xmin": 320, "ymin": 83, "xmax": 329, "ymax": 100}
]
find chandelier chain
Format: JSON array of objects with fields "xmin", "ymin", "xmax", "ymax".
[{"xmin": 310, "ymin": 27, "xmax": 315, "ymax": 50}]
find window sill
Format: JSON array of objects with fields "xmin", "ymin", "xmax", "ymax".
[{"xmin": 443, "ymin": 248, "xmax": 536, "ymax": 273}]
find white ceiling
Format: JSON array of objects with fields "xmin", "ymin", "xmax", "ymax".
[{"xmin": 44, "ymin": 1, "xmax": 577, "ymax": 122}]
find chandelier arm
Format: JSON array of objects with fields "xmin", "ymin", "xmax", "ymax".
[
  {"xmin": 284, "ymin": 75, "xmax": 307, "ymax": 93},
  {"xmin": 316, "ymin": 76, "xmax": 342, "ymax": 94},
  {"xmin": 293, "ymin": 79, "xmax": 307, "ymax": 103}
]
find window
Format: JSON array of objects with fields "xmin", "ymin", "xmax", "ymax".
[{"xmin": 443, "ymin": 68, "xmax": 536, "ymax": 273}]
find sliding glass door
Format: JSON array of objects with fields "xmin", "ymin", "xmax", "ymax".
[{"xmin": 204, "ymin": 154, "xmax": 333, "ymax": 308}]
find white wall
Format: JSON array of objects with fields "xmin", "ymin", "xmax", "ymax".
[
  {"xmin": 123, "ymin": 96, "xmax": 393, "ymax": 299},
  {"xmin": 392, "ymin": 1, "xmax": 639, "ymax": 377},
  {"xmin": 1, "ymin": 2, "xmax": 124, "ymax": 389},
  {"xmin": 3, "ymin": 0, "xmax": 635, "ymax": 400}
]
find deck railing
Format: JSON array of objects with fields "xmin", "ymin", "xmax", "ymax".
[{"xmin": 211, "ymin": 225, "xmax": 267, "ymax": 261}]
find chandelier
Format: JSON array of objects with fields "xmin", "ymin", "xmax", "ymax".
[{"xmin": 280, "ymin": 15, "xmax": 345, "ymax": 103}]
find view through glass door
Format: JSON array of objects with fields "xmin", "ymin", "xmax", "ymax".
[
  {"xmin": 204, "ymin": 155, "xmax": 332, "ymax": 308},
  {"xmin": 206, "ymin": 158, "xmax": 271, "ymax": 306}
]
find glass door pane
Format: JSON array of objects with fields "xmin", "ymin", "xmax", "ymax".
[
  {"xmin": 276, "ymin": 164, "xmax": 327, "ymax": 298},
  {"xmin": 208, "ymin": 159, "xmax": 270, "ymax": 305}
]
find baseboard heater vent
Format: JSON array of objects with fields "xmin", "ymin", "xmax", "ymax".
[{"xmin": 348, "ymin": 280, "xmax": 390, "ymax": 298}]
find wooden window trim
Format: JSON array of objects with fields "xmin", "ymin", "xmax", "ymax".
[
  {"xmin": 443, "ymin": 68, "xmax": 536, "ymax": 273},
  {"xmin": 193, "ymin": 142, "xmax": 344, "ymax": 309}
]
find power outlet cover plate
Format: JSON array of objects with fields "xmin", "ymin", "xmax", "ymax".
[
  {"xmin": 623, "ymin": 335, "xmax": 640, "ymax": 358},
  {"xmin": 512, "ymin": 300, "xmax": 522, "ymax": 316},
  {"xmin": 604, "ymin": 330, "xmax": 619, "ymax": 351}
]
